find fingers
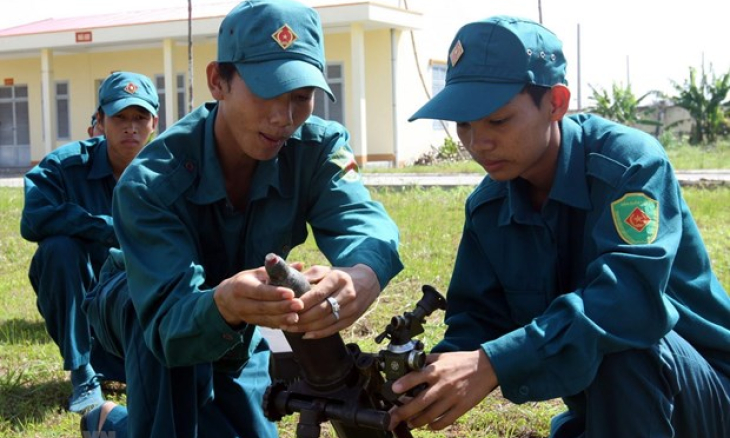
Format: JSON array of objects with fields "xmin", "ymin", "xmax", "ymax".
[
  {"xmin": 400, "ymin": 397, "xmax": 464, "ymax": 431},
  {"xmin": 389, "ymin": 351, "xmax": 497, "ymax": 431},
  {"xmin": 298, "ymin": 269, "xmax": 355, "ymax": 313},
  {"xmin": 214, "ymin": 268, "xmax": 305, "ymax": 328},
  {"xmin": 387, "ymin": 362, "xmax": 437, "ymax": 428},
  {"xmin": 283, "ymin": 270, "xmax": 357, "ymax": 335},
  {"xmin": 301, "ymin": 264, "xmax": 331, "ymax": 284},
  {"xmin": 279, "ymin": 264, "xmax": 380, "ymax": 339}
]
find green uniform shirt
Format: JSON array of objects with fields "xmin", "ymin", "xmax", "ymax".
[
  {"xmin": 112, "ymin": 102, "xmax": 403, "ymax": 368},
  {"xmin": 435, "ymin": 114, "xmax": 730, "ymax": 403},
  {"xmin": 21, "ymin": 137, "xmax": 117, "ymax": 248}
]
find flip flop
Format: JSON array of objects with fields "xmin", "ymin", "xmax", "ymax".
[{"xmin": 79, "ymin": 403, "xmax": 103, "ymax": 435}]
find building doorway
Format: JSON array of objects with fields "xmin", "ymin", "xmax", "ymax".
[{"xmin": 0, "ymin": 85, "xmax": 31, "ymax": 167}]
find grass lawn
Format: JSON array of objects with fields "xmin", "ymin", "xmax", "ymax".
[{"xmin": 1, "ymin": 183, "xmax": 728, "ymax": 438}]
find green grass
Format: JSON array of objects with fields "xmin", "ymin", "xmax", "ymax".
[
  {"xmin": 1, "ymin": 185, "xmax": 729, "ymax": 438},
  {"xmin": 664, "ymin": 141, "xmax": 730, "ymax": 170}
]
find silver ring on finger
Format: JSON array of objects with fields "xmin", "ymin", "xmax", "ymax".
[{"xmin": 326, "ymin": 296, "xmax": 340, "ymax": 321}]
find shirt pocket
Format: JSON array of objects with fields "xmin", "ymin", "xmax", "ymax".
[{"xmin": 503, "ymin": 288, "xmax": 549, "ymax": 326}]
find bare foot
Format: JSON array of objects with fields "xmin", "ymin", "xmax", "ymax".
[{"xmin": 97, "ymin": 401, "xmax": 117, "ymax": 432}]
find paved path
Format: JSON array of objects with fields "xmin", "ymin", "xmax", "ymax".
[
  {"xmin": 362, "ymin": 170, "xmax": 730, "ymax": 187},
  {"xmin": 2, "ymin": 170, "xmax": 729, "ymax": 188}
]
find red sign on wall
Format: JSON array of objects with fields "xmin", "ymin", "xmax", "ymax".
[
  {"xmin": 75, "ymin": 31, "xmax": 93, "ymax": 43},
  {"xmin": 3, "ymin": 78, "xmax": 13, "ymax": 86}
]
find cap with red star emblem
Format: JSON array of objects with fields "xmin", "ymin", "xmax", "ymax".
[
  {"xmin": 98, "ymin": 71, "xmax": 159, "ymax": 117},
  {"xmin": 216, "ymin": 0, "xmax": 334, "ymax": 101},
  {"xmin": 409, "ymin": 16, "xmax": 567, "ymax": 123}
]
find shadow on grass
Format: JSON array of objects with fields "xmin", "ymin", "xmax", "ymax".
[
  {"xmin": 0, "ymin": 378, "xmax": 69, "ymax": 429},
  {"xmin": 0, "ymin": 318, "xmax": 50, "ymax": 345},
  {"xmin": 0, "ymin": 377, "xmax": 127, "ymax": 431}
]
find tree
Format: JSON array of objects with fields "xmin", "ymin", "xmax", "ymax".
[
  {"xmin": 587, "ymin": 82, "xmax": 662, "ymax": 128},
  {"xmin": 671, "ymin": 64, "xmax": 730, "ymax": 144}
]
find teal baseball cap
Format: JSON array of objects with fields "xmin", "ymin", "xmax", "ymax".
[
  {"xmin": 217, "ymin": 0, "xmax": 334, "ymax": 101},
  {"xmin": 409, "ymin": 16, "xmax": 567, "ymax": 122},
  {"xmin": 98, "ymin": 71, "xmax": 159, "ymax": 117}
]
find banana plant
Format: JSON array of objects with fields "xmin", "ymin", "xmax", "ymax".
[
  {"xmin": 587, "ymin": 82, "xmax": 662, "ymax": 128},
  {"xmin": 671, "ymin": 65, "xmax": 730, "ymax": 144}
]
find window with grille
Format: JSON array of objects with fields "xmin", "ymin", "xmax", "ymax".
[
  {"xmin": 313, "ymin": 63, "xmax": 344, "ymax": 124},
  {"xmin": 56, "ymin": 81, "xmax": 70, "ymax": 140}
]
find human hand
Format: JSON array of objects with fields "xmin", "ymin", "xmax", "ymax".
[
  {"xmin": 388, "ymin": 350, "xmax": 497, "ymax": 431},
  {"xmin": 282, "ymin": 263, "xmax": 381, "ymax": 339},
  {"xmin": 214, "ymin": 266, "xmax": 305, "ymax": 329}
]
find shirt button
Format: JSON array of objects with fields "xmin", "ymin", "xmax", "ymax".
[{"xmin": 519, "ymin": 385, "xmax": 529, "ymax": 396}]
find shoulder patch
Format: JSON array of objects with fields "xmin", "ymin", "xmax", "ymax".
[
  {"xmin": 610, "ymin": 192, "xmax": 659, "ymax": 245},
  {"xmin": 330, "ymin": 147, "xmax": 361, "ymax": 182}
]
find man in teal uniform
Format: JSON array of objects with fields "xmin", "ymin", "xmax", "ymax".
[
  {"xmin": 80, "ymin": 1, "xmax": 403, "ymax": 437},
  {"xmin": 388, "ymin": 16, "xmax": 730, "ymax": 437},
  {"xmin": 20, "ymin": 71, "xmax": 159, "ymax": 413}
]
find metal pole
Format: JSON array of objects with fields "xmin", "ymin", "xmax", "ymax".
[
  {"xmin": 187, "ymin": 0, "xmax": 194, "ymax": 112},
  {"xmin": 576, "ymin": 23, "xmax": 582, "ymax": 111}
]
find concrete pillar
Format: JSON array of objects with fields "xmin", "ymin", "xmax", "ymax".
[
  {"xmin": 163, "ymin": 38, "xmax": 175, "ymax": 129},
  {"xmin": 41, "ymin": 49, "xmax": 56, "ymax": 155},
  {"xmin": 350, "ymin": 23, "xmax": 367, "ymax": 165}
]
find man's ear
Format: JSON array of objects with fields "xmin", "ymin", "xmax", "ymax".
[
  {"xmin": 207, "ymin": 62, "xmax": 225, "ymax": 100},
  {"xmin": 549, "ymin": 84, "xmax": 571, "ymax": 121}
]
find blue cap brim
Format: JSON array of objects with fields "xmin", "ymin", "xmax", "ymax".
[
  {"xmin": 409, "ymin": 81, "xmax": 525, "ymax": 122},
  {"xmin": 101, "ymin": 98, "xmax": 158, "ymax": 117},
  {"xmin": 237, "ymin": 60, "xmax": 335, "ymax": 102}
]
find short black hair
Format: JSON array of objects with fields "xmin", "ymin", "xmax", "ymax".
[
  {"xmin": 217, "ymin": 62, "xmax": 238, "ymax": 85},
  {"xmin": 522, "ymin": 84, "xmax": 551, "ymax": 108}
]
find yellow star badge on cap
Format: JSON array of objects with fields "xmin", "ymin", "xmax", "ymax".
[
  {"xmin": 124, "ymin": 82, "xmax": 138, "ymax": 94},
  {"xmin": 272, "ymin": 24, "xmax": 298, "ymax": 50},
  {"xmin": 450, "ymin": 40, "xmax": 464, "ymax": 66}
]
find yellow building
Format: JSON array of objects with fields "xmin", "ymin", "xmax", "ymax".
[{"xmin": 0, "ymin": 0, "xmax": 455, "ymax": 169}]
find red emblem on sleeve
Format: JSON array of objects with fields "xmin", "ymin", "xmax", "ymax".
[{"xmin": 625, "ymin": 207, "xmax": 651, "ymax": 232}]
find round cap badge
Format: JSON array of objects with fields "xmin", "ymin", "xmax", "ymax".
[{"xmin": 124, "ymin": 82, "xmax": 138, "ymax": 94}]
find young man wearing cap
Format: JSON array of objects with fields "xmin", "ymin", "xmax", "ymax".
[
  {"xmin": 21, "ymin": 71, "xmax": 159, "ymax": 414},
  {"xmin": 388, "ymin": 16, "xmax": 730, "ymax": 437},
  {"xmin": 80, "ymin": 1, "xmax": 403, "ymax": 437}
]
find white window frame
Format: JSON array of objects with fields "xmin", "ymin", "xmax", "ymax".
[
  {"xmin": 430, "ymin": 62, "xmax": 448, "ymax": 131},
  {"xmin": 313, "ymin": 62, "xmax": 344, "ymax": 124}
]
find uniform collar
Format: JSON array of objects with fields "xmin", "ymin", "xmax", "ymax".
[
  {"xmin": 188, "ymin": 103, "xmax": 286, "ymax": 205},
  {"xmin": 87, "ymin": 138, "xmax": 115, "ymax": 180},
  {"xmin": 497, "ymin": 117, "xmax": 592, "ymax": 225},
  {"xmin": 549, "ymin": 117, "xmax": 591, "ymax": 211}
]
